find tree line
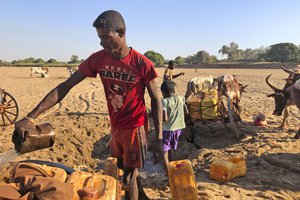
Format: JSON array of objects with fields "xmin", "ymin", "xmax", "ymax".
[
  {"xmin": 0, "ymin": 55, "xmax": 82, "ymax": 67},
  {"xmin": 1, "ymin": 42, "xmax": 300, "ymax": 67},
  {"xmin": 145, "ymin": 42, "xmax": 300, "ymax": 66}
]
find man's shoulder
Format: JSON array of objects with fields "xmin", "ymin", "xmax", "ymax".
[
  {"xmin": 85, "ymin": 50, "xmax": 107, "ymax": 61},
  {"xmin": 130, "ymin": 48, "xmax": 153, "ymax": 66}
]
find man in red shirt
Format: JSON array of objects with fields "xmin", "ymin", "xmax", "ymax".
[{"xmin": 15, "ymin": 10, "xmax": 163, "ymax": 200}]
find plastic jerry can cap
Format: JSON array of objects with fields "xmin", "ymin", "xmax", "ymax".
[
  {"xmin": 176, "ymin": 163, "xmax": 185, "ymax": 168},
  {"xmin": 83, "ymin": 187, "xmax": 98, "ymax": 199}
]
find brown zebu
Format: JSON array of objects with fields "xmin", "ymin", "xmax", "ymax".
[
  {"xmin": 218, "ymin": 74, "xmax": 248, "ymax": 114},
  {"xmin": 217, "ymin": 75, "xmax": 247, "ymax": 139}
]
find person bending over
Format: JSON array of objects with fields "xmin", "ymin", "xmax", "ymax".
[{"xmin": 15, "ymin": 10, "xmax": 163, "ymax": 200}]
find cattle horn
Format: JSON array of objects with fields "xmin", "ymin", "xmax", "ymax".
[
  {"xmin": 239, "ymin": 84, "xmax": 248, "ymax": 93},
  {"xmin": 281, "ymin": 66, "xmax": 295, "ymax": 75},
  {"xmin": 266, "ymin": 74, "xmax": 280, "ymax": 91}
]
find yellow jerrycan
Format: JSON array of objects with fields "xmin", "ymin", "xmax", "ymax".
[
  {"xmin": 167, "ymin": 159, "xmax": 198, "ymax": 200},
  {"xmin": 201, "ymin": 89, "xmax": 218, "ymax": 120}
]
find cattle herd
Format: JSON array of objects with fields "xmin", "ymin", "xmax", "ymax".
[{"xmin": 181, "ymin": 66, "xmax": 300, "ymax": 140}]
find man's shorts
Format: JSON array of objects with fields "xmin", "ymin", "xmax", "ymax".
[
  {"xmin": 110, "ymin": 125, "xmax": 147, "ymax": 169},
  {"xmin": 162, "ymin": 129, "xmax": 182, "ymax": 151}
]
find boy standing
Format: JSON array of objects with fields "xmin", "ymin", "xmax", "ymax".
[{"xmin": 160, "ymin": 81, "xmax": 188, "ymax": 172}]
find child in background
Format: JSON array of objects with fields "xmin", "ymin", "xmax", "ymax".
[{"xmin": 160, "ymin": 80, "xmax": 188, "ymax": 173}]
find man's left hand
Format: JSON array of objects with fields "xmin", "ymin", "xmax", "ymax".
[{"xmin": 153, "ymin": 139, "xmax": 164, "ymax": 163}]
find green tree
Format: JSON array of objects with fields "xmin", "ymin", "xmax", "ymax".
[
  {"xmin": 47, "ymin": 58, "xmax": 58, "ymax": 64},
  {"xmin": 144, "ymin": 50, "xmax": 165, "ymax": 65},
  {"xmin": 185, "ymin": 55, "xmax": 197, "ymax": 64},
  {"xmin": 218, "ymin": 45, "xmax": 231, "ymax": 59},
  {"xmin": 23, "ymin": 57, "xmax": 35, "ymax": 63},
  {"xmin": 0, "ymin": 59, "xmax": 10, "ymax": 66},
  {"xmin": 174, "ymin": 56, "xmax": 185, "ymax": 65},
  {"xmin": 195, "ymin": 51, "xmax": 210, "ymax": 64},
  {"xmin": 69, "ymin": 55, "xmax": 79, "ymax": 64},
  {"xmin": 266, "ymin": 43, "xmax": 299, "ymax": 62},
  {"xmin": 34, "ymin": 58, "xmax": 45, "ymax": 64},
  {"xmin": 218, "ymin": 42, "xmax": 241, "ymax": 61},
  {"xmin": 208, "ymin": 55, "xmax": 218, "ymax": 63},
  {"xmin": 256, "ymin": 46, "xmax": 268, "ymax": 61}
]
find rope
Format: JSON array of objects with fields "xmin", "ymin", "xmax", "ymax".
[{"xmin": 188, "ymin": 100, "xmax": 220, "ymax": 120}]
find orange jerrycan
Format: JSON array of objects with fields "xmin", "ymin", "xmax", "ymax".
[
  {"xmin": 210, "ymin": 158, "xmax": 246, "ymax": 181},
  {"xmin": 168, "ymin": 159, "xmax": 198, "ymax": 200},
  {"xmin": 104, "ymin": 157, "xmax": 119, "ymax": 179},
  {"xmin": 66, "ymin": 171, "xmax": 120, "ymax": 200}
]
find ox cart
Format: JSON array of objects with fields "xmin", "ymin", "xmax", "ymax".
[
  {"xmin": 186, "ymin": 75, "xmax": 243, "ymax": 140},
  {"xmin": 0, "ymin": 88, "xmax": 19, "ymax": 126}
]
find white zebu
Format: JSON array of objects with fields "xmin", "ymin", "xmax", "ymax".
[
  {"xmin": 30, "ymin": 67, "xmax": 49, "ymax": 78},
  {"xmin": 185, "ymin": 75, "xmax": 216, "ymax": 99}
]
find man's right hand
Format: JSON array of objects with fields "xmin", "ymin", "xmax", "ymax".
[{"xmin": 14, "ymin": 117, "xmax": 36, "ymax": 140}]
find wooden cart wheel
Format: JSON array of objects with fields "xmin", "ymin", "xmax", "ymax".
[
  {"xmin": 0, "ymin": 91, "xmax": 19, "ymax": 126},
  {"xmin": 227, "ymin": 97, "xmax": 240, "ymax": 139}
]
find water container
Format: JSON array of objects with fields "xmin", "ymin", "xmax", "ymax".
[
  {"xmin": 66, "ymin": 171, "xmax": 120, "ymax": 200},
  {"xmin": 104, "ymin": 157, "xmax": 119, "ymax": 179},
  {"xmin": 0, "ymin": 162, "xmax": 67, "ymax": 186},
  {"xmin": 201, "ymin": 89, "xmax": 218, "ymax": 120},
  {"xmin": 204, "ymin": 89, "xmax": 218, "ymax": 99},
  {"xmin": 32, "ymin": 163, "xmax": 68, "ymax": 182},
  {"xmin": 168, "ymin": 159, "xmax": 198, "ymax": 200},
  {"xmin": 210, "ymin": 158, "xmax": 246, "ymax": 181},
  {"xmin": 187, "ymin": 94, "xmax": 202, "ymax": 122},
  {"xmin": 201, "ymin": 98, "xmax": 218, "ymax": 120},
  {"xmin": 12, "ymin": 123, "xmax": 55, "ymax": 154}
]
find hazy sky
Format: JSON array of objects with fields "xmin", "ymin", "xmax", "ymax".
[{"xmin": 1, "ymin": 0, "xmax": 300, "ymax": 62}]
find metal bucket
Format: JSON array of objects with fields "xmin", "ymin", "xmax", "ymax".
[{"xmin": 12, "ymin": 123, "xmax": 55, "ymax": 154}]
